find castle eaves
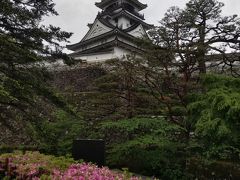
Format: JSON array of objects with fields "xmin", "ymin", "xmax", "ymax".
[{"xmin": 95, "ymin": 0, "xmax": 147, "ymax": 10}]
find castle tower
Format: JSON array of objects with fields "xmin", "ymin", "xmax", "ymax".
[{"xmin": 67, "ymin": 0, "xmax": 152, "ymax": 63}]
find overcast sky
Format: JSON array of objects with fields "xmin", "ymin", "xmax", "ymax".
[{"xmin": 44, "ymin": 0, "xmax": 240, "ymax": 50}]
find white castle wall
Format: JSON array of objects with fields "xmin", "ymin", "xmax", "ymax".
[
  {"xmin": 68, "ymin": 1, "xmax": 150, "ymax": 63},
  {"xmin": 74, "ymin": 46, "xmax": 133, "ymax": 63},
  {"xmin": 75, "ymin": 52, "xmax": 115, "ymax": 63},
  {"xmin": 118, "ymin": 17, "xmax": 131, "ymax": 29}
]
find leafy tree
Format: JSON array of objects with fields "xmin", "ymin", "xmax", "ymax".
[
  {"xmin": 0, "ymin": 0, "xmax": 73, "ymax": 144},
  {"xmin": 136, "ymin": 0, "xmax": 240, "ymax": 135},
  {"xmin": 99, "ymin": 117, "xmax": 186, "ymax": 179},
  {"xmin": 148, "ymin": 0, "xmax": 240, "ymax": 75},
  {"xmin": 188, "ymin": 74, "xmax": 240, "ymax": 160},
  {"xmin": 78, "ymin": 59, "xmax": 161, "ymax": 122},
  {"xmin": 120, "ymin": 1, "xmax": 240, "ymax": 177},
  {"xmin": 38, "ymin": 110, "xmax": 86, "ymax": 155}
]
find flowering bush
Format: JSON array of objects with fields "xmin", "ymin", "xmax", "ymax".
[
  {"xmin": 51, "ymin": 163, "xmax": 140, "ymax": 180},
  {"xmin": 0, "ymin": 151, "xmax": 141, "ymax": 180},
  {"xmin": 0, "ymin": 151, "xmax": 75, "ymax": 179}
]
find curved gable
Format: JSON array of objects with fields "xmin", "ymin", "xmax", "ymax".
[
  {"xmin": 82, "ymin": 19, "xmax": 113, "ymax": 41},
  {"xmin": 128, "ymin": 24, "xmax": 146, "ymax": 38}
]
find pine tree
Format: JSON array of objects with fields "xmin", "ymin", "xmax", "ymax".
[{"xmin": 0, "ymin": 0, "xmax": 72, "ymax": 142}]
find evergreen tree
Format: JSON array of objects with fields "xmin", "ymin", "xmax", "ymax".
[
  {"xmin": 137, "ymin": 0, "xmax": 240, "ymax": 134},
  {"xmin": 188, "ymin": 74, "xmax": 240, "ymax": 160},
  {"xmin": 0, "ymin": 0, "xmax": 72, "ymax": 143},
  {"xmin": 148, "ymin": 0, "xmax": 240, "ymax": 75},
  {"xmin": 80, "ymin": 58, "xmax": 161, "ymax": 122}
]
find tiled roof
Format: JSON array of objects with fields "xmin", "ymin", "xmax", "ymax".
[
  {"xmin": 95, "ymin": 0, "xmax": 147, "ymax": 10},
  {"xmin": 69, "ymin": 38, "xmax": 143, "ymax": 56},
  {"xmin": 67, "ymin": 27, "xmax": 137, "ymax": 51}
]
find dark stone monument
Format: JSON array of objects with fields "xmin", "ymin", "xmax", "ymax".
[{"xmin": 72, "ymin": 139, "xmax": 105, "ymax": 166}]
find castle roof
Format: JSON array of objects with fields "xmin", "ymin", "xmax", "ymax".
[
  {"xmin": 95, "ymin": 0, "xmax": 147, "ymax": 10},
  {"xmin": 67, "ymin": 0, "xmax": 152, "ymax": 61},
  {"xmin": 69, "ymin": 37, "xmax": 143, "ymax": 57},
  {"xmin": 67, "ymin": 26, "xmax": 139, "ymax": 51}
]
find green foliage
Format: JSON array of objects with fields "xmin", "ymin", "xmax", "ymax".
[
  {"xmin": 100, "ymin": 117, "xmax": 187, "ymax": 179},
  {"xmin": 38, "ymin": 110, "xmax": 85, "ymax": 155},
  {"xmin": 0, "ymin": 151, "xmax": 143, "ymax": 180},
  {"xmin": 0, "ymin": 151, "xmax": 75, "ymax": 171},
  {"xmin": 188, "ymin": 74, "xmax": 240, "ymax": 160},
  {"xmin": 147, "ymin": 0, "xmax": 240, "ymax": 74},
  {"xmin": 0, "ymin": 0, "xmax": 73, "ymax": 145},
  {"xmin": 188, "ymin": 158, "xmax": 240, "ymax": 179},
  {"xmin": 101, "ymin": 117, "xmax": 182, "ymax": 140},
  {"xmin": 0, "ymin": 146, "xmax": 41, "ymax": 155},
  {"xmin": 0, "ymin": 151, "xmax": 78, "ymax": 179},
  {"xmin": 1, "ymin": 0, "xmax": 240, "ymax": 179},
  {"xmin": 61, "ymin": 61, "xmax": 164, "ymax": 140}
]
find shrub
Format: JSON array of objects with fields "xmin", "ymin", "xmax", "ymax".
[
  {"xmin": 100, "ymin": 117, "xmax": 186, "ymax": 179},
  {"xmin": 0, "ymin": 151, "xmax": 143, "ymax": 180},
  {"xmin": 188, "ymin": 74, "xmax": 240, "ymax": 160},
  {"xmin": 0, "ymin": 151, "xmax": 75, "ymax": 179}
]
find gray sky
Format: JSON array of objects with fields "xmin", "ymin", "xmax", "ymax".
[{"xmin": 44, "ymin": 0, "xmax": 240, "ymax": 50}]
